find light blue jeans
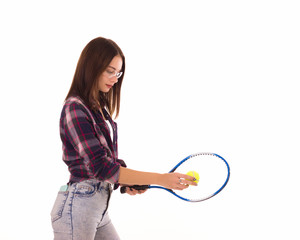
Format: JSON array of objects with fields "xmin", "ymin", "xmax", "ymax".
[{"xmin": 51, "ymin": 180, "xmax": 120, "ymax": 240}]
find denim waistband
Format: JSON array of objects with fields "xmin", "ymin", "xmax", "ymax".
[
  {"xmin": 95, "ymin": 181, "xmax": 112, "ymax": 191},
  {"xmin": 64, "ymin": 180, "xmax": 112, "ymax": 192}
]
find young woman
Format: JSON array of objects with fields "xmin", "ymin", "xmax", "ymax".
[{"xmin": 50, "ymin": 37, "xmax": 196, "ymax": 240}]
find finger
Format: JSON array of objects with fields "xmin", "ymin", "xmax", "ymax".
[
  {"xmin": 127, "ymin": 188, "xmax": 145, "ymax": 195},
  {"xmin": 177, "ymin": 178, "xmax": 190, "ymax": 187},
  {"xmin": 138, "ymin": 189, "xmax": 147, "ymax": 194},
  {"xmin": 173, "ymin": 179, "xmax": 189, "ymax": 190},
  {"xmin": 174, "ymin": 184, "xmax": 189, "ymax": 190},
  {"xmin": 178, "ymin": 173, "xmax": 196, "ymax": 181},
  {"xmin": 178, "ymin": 174, "xmax": 198, "ymax": 186},
  {"xmin": 181, "ymin": 178, "xmax": 198, "ymax": 186},
  {"xmin": 179, "ymin": 182, "xmax": 190, "ymax": 190},
  {"xmin": 126, "ymin": 187, "xmax": 136, "ymax": 195}
]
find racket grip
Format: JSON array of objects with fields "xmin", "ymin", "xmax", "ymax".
[{"xmin": 120, "ymin": 185, "xmax": 149, "ymax": 194}]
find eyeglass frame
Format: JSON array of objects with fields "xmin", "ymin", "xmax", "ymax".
[{"xmin": 104, "ymin": 66, "xmax": 123, "ymax": 79}]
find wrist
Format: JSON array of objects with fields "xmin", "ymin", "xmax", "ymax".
[{"xmin": 154, "ymin": 173, "xmax": 165, "ymax": 186}]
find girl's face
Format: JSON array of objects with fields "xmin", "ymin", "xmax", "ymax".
[{"xmin": 98, "ymin": 55, "xmax": 123, "ymax": 93}]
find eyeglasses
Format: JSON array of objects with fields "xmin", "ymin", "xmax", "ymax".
[{"xmin": 105, "ymin": 68, "xmax": 123, "ymax": 79}]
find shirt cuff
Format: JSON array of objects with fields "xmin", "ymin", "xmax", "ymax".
[{"xmin": 111, "ymin": 159, "xmax": 127, "ymax": 190}]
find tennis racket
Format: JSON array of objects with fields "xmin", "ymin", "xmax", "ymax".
[{"xmin": 120, "ymin": 152, "xmax": 230, "ymax": 202}]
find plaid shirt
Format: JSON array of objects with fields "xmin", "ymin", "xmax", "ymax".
[{"xmin": 60, "ymin": 96, "xmax": 126, "ymax": 188}]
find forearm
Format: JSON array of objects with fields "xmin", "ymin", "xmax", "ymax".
[{"xmin": 118, "ymin": 167, "xmax": 163, "ymax": 186}]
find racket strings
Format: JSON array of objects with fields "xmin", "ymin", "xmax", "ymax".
[{"xmin": 172, "ymin": 153, "xmax": 230, "ymax": 202}]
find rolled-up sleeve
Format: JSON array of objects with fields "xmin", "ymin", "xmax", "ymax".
[{"xmin": 61, "ymin": 102, "xmax": 122, "ymax": 184}]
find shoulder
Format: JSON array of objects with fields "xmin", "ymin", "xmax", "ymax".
[{"xmin": 61, "ymin": 96, "xmax": 92, "ymax": 121}]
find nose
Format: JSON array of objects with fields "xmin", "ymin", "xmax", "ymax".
[{"xmin": 111, "ymin": 76, "xmax": 119, "ymax": 83}]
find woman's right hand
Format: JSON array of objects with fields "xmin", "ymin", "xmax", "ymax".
[{"xmin": 159, "ymin": 172, "xmax": 197, "ymax": 190}]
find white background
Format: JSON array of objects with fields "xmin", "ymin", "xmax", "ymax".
[{"xmin": 1, "ymin": 0, "xmax": 299, "ymax": 239}]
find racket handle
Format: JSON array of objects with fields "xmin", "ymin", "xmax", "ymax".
[{"xmin": 120, "ymin": 185, "xmax": 149, "ymax": 194}]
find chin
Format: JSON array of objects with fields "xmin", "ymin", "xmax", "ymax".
[{"xmin": 99, "ymin": 87, "xmax": 110, "ymax": 93}]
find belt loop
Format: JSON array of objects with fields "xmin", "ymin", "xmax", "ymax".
[
  {"xmin": 96, "ymin": 181, "xmax": 101, "ymax": 191},
  {"xmin": 95, "ymin": 181, "xmax": 112, "ymax": 191}
]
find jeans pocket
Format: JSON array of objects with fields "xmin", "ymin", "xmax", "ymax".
[
  {"xmin": 74, "ymin": 183, "xmax": 96, "ymax": 198},
  {"xmin": 50, "ymin": 191, "xmax": 69, "ymax": 223}
]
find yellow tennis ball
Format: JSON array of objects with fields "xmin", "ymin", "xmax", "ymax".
[{"xmin": 186, "ymin": 171, "xmax": 200, "ymax": 183}]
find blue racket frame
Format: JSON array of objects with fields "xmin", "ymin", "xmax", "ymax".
[{"xmin": 121, "ymin": 152, "xmax": 230, "ymax": 202}]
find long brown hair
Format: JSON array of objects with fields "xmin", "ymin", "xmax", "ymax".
[{"xmin": 66, "ymin": 37, "xmax": 125, "ymax": 118}]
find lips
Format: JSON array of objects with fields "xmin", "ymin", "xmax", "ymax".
[{"xmin": 106, "ymin": 84, "xmax": 113, "ymax": 89}]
